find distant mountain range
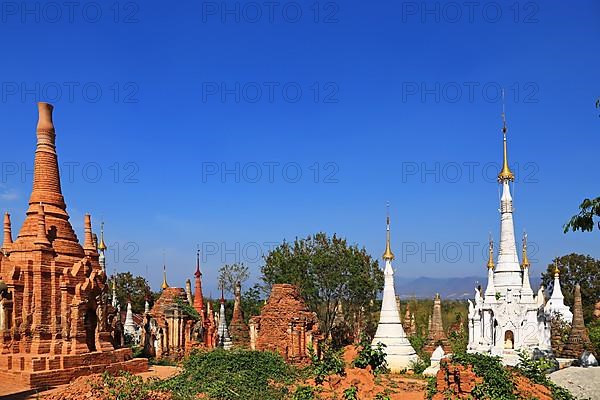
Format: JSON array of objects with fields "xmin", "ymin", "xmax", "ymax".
[{"xmin": 394, "ymin": 276, "xmax": 542, "ymax": 300}]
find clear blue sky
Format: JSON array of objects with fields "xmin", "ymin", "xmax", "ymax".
[{"xmin": 1, "ymin": 0, "xmax": 598, "ymax": 294}]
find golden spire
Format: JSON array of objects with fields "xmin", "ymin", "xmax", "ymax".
[
  {"xmin": 554, "ymin": 265, "xmax": 560, "ymax": 278},
  {"xmin": 161, "ymin": 264, "xmax": 169, "ymax": 290},
  {"xmin": 487, "ymin": 234, "xmax": 495, "ymax": 269},
  {"xmin": 382, "ymin": 204, "xmax": 395, "ymax": 261},
  {"xmin": 98, "ymin": 221, "xmax": 107, "ymax": 251},
  {"xmin": 521, "ymin": 232, "xmax": 530, "ymax": 269},
  {"xmin": 497, "ymin": 92, "xmax": 515, "ymax": 182}
]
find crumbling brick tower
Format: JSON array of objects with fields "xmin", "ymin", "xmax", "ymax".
[{"xmin": 0, "ymin": 103, "xmax": 146, "ymax": 387}]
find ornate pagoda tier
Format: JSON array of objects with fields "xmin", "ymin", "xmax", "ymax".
[{"xmin": 0, "ymin": 103, "xmax": 146, "ymax": 388}]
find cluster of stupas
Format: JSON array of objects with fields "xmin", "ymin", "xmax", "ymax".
[{"xmin": 0, "ymin": 102, "xmax": 596, "ymax": 390}]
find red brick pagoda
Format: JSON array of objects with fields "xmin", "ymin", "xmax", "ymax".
[{"xmin": 0, "ymin": 103, "xmax": 146, "ymax": 388}]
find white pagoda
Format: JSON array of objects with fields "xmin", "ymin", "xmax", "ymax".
[
  {"xmin": 467, "ymin": 114, "xmax": 551, "ymax": 364},
  {"xmin": 372, "ymin": 210, "xmax": 418, "ymax": 371},
  {"xmin": 544, "ymin": 267, "xmax": 573, "ymax": 324}
]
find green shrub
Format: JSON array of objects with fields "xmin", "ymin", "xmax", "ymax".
[
  {"xmin": 374, "ymin": 392, "xmax": 391, "ymax": 400},
  {"xmin": 90, "ymin": 371, "xmax": 154, "ymax": 400},
  {"xmin": 154, "ymin": 349, "xmax": 297, "ymax": 400},
  {"xmin": 342, "ymin": 385, "xmax": 358, "ymax": 400},
  {"xmin": 352, "ymin": 334, "xmax": 388, "ymax": 374},
  {"xmin": 425, "ymin": 376, "xmax": 437, "ymax": 399},
  {"xmin": 588, "ymin": 320, "xmax": 600, "ymax": 356},
  {"xmin": 408, "ymin": 357, "xmax": 430, "ymax": 375},
  {"xmin": 452, "ymin": 352, "xmax": 517, "ymax": 400},
  {"xmin": 309, "ymin": 343, "xmax": 345, "ymax": 384},
  {"xmin": 292, "ymin": 385, "xmax": 316, "ymax": 400},
  {"xmin": 516, "ymin": 351, "xmax": 576, "ymax": 400}
]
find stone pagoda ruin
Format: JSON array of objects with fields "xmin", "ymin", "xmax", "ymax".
[
  {"xmin": 249, "ymin": 284, "xmax": 322, "ymax": 364},
  {"xmin": 561, "ymin": 284, "xmax": 593, "ymax": 358},
  {"xmin": 228, "ymin": 281, "xmax": 250, "ymax": 347},
  {"xmin": 0, "ymin": 103, "xmax": 147, "ymax": 387},
  {"xmin": 424, "ymin": 294, "xmax": 450, "ymax": 354},
  {"xmin": 371, "ymin": 211, "xmax": 418, "ymax": 371}
]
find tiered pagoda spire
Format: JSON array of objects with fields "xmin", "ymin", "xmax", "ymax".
[
  {"xmin": 493, "ymin": 108, "xmax": 523, "ymax": 293},
  {"xmin": 14, "ymin": 103, "xmax": 83, "ymax": 257},
  {"xmin": 193, "ymin": 249, "xmax": 205, "ymax": 316},
  {"xmin": 2, "ymin": 213, "xmax": 12, "ymax": 252},
  {"xmin": 372, "ymin": 207, "xmax": 418, "ymax": 371},
  {"xmin": 217, "ymin": 286, "xmax": 233, "ymax": 350},
  {"xmin": 561, "ymin": 284, "xmax": 592, "ymax": 357},
  {"xmin": 520, "ymin": 233, "xmax": 534, "ymax": 303},
  {"xmin": 484, "ymin": 235, "xmax": 496, "ymax": 302}
]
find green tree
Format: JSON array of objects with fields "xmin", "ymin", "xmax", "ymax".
[
  {"xmin": 218, "ymin": 263, "xmax": 250, "ymax": 296},
  {"xmin": 261, "ymin": 233, "xmax": 384, "ymax": 342},
  {"xmin": 241, "ymin": 283, "xmax": 264, "ymax": 322},
  {"xmin": 541, "ymin": 254, "xmax": 600, "ymax": 323},
  {"xmin": 564, "ymin": 197, "xmax": 600, "ymax": 233},
  {"xmin": 111, "ymin": 272, "xmax": 152, "ymax": 314}
]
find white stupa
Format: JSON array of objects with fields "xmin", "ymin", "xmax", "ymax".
[
  {"xmin": 372, "ymin": 210, "xmax": 418, "ymax": 372},
  {"xmin": 544, "ymin": 267, "xmax": 573, "ymax": 324},
  {"xmin": 124, "ymin": 300, "xmax": 136, "ymax": 337}
]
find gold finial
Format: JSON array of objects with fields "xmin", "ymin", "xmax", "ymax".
[
  {"xmin": 498, "ymin": 90, "xmax": 515, "ymax": 182},
  {"xmin": 98, "ymin": 221, "xmax": 107, "ymax": 251},
  {"xmin": 487, "ymin": 234, "xmax": 495, "ymax": 269},
  {"xmin": 161, "ymin": 264, "xmax": 169, "ymax": 290},
  {"xmin": 382, "ymin": 203, "xmax": 395, "ymax": 261},
  {"xmin": 521, "ymin": 232, "xmax": 530, "ymax": 269},
  {"xmin": 554, "ymin": 265, "xmax": 560, "ymax": 278}
]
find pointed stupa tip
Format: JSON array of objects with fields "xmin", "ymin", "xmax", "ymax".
[
  {"xmin": 35, "ymin": 203, "xmax": 50, "ymax": 246},
  {"xmin": 83, "ymin": 214, "xmax": 96, "ymax": 252},
  {"xmin": 487, "ymin": 235, "xmax": 495, "ymax": 269},
  {"xmin": 98, "ymin": 221, "xmax": 107, "ymax": 251},
  {"xmin": 554, "ymin": 265, "xmax": 560, "ymax": 278},
  {"xmin": 220, "ymin": 284, "xmax": 225, "ymax": 304},
  {"xmin": 3, "ymin": 212, "xmax": 13, "ymax": 246},
  {"xmin": 37, "ymin": 102, "xmax": 55, "ymax": 132},
  {"xmin": 195, "ymin": 249, "xmax": 201, "ymax": 277},
  {"xmin": 497, "ymin": 105, "xmax": 515, "ymax": 182},
  {"xmin": 521, "ymin": 232, "xmax": 530, "ymax": 268},
  {"xmin": 161, "ymin": 265, "xmax": 169, "ymax": 290},
  {"xmin": 382, "ymin": 212, "xmax": 395, "ymax": 261}
]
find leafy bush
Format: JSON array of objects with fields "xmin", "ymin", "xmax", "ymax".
[
  {"xmin": 352, "ymin": 334, "xmax": 388, "ymax": 373},
  {"xmin": 516, "ymin": 351, "xmax": 576, "ymax": 400},
  {"xmin": 374, "ymin": 392, "xmax": 391, "ymax": 400},
  {"xmin": 452, "ymin": 352, "xmax": 517, "ymax": 400},
  {"xmin": 588, "ymin": 320, "xmax": 600, "ymax": 356},
  {"xmin": 292, "ymin": 385, "xmax": 316, "ymax": 400},
  {"xmin": 448, "ymin": 329, "xmax": 468, "ymax": 355},
  {"xmin": 425, "ymin": 376, "xmax": 437, "ymax": 399},
  {"xmin": 154, "ymin": 349, "xmax": 297, "ymax": 400},
  {"xmin": 408, "ymin": 357, "xmax": 430, "ymax": 375},
  {"xmin": 342, "ymin": 385, "xmax": 358, "ymax": 400},
  {"xmin": 309, "ymin": 343, "xmax": 346, "ymax": 384},
  {"xmin": 90, "ymin": 371, "xmax": 155, "ymax": 400}
]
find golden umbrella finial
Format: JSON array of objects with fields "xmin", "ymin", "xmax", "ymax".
[
  {"xmin": 98, "ymin": 221, "xmax": 107, "ymax": 251},
  {"xmin": 383, "ymin": 202, "xmax": 395, "ymax": 261},
  {"xmin": 554, "ymin": 265, "xmax": 560, "ymax": 278},
  {"xmin": 521, "ymin": 231, "xmax": 530, "ymax": 269},
  {"xmin": 487, "ymin": 233, "xmax": 495, "ymax": 269},
  {"xmin": 498, "ymin": 90, "xmax": 515, "ymax": 182}
]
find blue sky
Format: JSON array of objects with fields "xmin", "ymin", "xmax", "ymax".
[{"xmin": 0, "ymin": 0, "xmax": 598, "ymax": 294}]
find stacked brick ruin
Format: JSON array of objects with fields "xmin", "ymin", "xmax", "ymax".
[
  {"xmin": 0, "ymin": 103, "xmax": 146, "ymax": 387},
  {"xmin": 424, "ymin": 293, "xmax": 450, "ymax": 354},
  {"xmin": 249, "ymin": 284, "xmax": 322, "ymax": 364},
  {"xmin": 228, "ymin": 281, "xmax": 249, "ymax": 347},
  {"xmin": 561, "ymin": 284, "xmax": 593, "ymax": 358}
]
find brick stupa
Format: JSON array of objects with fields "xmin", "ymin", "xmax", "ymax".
[
  {"xmin": 561, "ymin": 284, "xmax": 593, "ymax": 358},
  {"xmin": 249, "ymin": 284, "xmax": 322, "ymax": 364},
  {"xmin": 228, "ymin": 281, "xmax": 249, "ymax": 347},
  {"xmin": 0, "ymin": 103, "xmax": 147, "ymax": 387},
  {"xmin": 424, "ymin": 294, "xmax": 450, "ymax": 354}
]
